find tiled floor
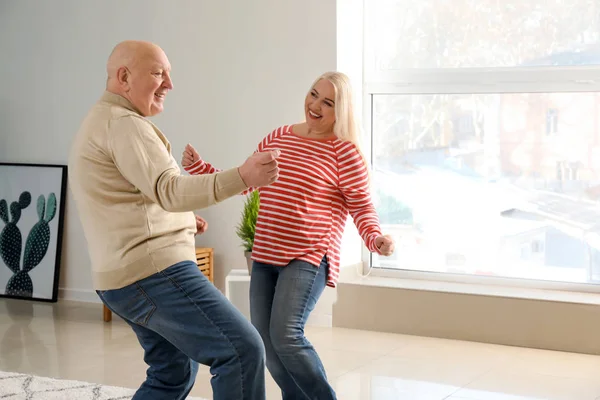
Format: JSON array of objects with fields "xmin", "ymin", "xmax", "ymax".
[{"xmin": 2, "ymin": 299, "xmax": 600, "ymax": 399}]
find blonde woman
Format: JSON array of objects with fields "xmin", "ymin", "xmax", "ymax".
[{"xmin": 182, "ymin": 72, "xmax": 394, "ymax": 399}]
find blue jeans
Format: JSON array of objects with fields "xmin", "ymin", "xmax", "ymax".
[
  {"xmin": 250, "ymin": 257, "xmax": 337, "ymax": 400},
  {"xmin": 97, "ymin": 260, "xmax": 266, "ymax": 400}
]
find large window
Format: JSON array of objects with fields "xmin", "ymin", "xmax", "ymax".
[{"xmin": 365, "ymin": 0, "xmax": 600, "ymax": 285}]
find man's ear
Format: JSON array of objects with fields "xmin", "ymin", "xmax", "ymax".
[{"xmin": 116, "ymin": 66, "xmax": 131, "ymax": 89}]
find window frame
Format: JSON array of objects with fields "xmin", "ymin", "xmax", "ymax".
[{"xmin": 360, "ymin": 3, "xmax": 600, "ymax": 293}]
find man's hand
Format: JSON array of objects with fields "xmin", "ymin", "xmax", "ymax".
[
  {"xmin": 195, "ymin": 214, "xmax": 208, "ymax": 235},
  {"xmin": 182, "ymin": 144, "xmax": 200, "ymax": 167},
  {"xmin": 375, "ymin": 234, "xmax": 395, "ymax": 256},
  {"xmin": 238, "ymin": 150, "xmax": 280, "ymax": 188}
]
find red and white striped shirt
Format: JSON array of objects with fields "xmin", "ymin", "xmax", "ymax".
[{"xmin": 184, "ymin": 125, "xmax": 382, "ymax": 287}]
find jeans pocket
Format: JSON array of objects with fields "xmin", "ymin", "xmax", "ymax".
[{"xmin": 101, "ymin": 284, "xmax": 157, "ymax": 326}]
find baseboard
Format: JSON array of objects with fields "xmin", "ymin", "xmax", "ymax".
[
  {"xmin": 58, "ymin": 287, "xmax": 102, "ymax": 303},
  {"xmin": 333, "ymin": 279, "xmax": 600, "ymax": 355}
]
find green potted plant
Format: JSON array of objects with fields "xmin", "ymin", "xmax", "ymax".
[{"xmin": 236, "ymin": 190, "xmax": 259, "ymax": 275}]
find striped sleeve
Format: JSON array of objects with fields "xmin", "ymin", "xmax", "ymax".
[
  {"xmin": 183, "ymin": 126, "xmax": 287, "ymax": 193},
  {"xmin": 183, "ymin": 158, "xmax": 219, "ymax": 175},
  {"xmin": 336, "ymin": 141, "xmax": 383, "ymax": 253}
]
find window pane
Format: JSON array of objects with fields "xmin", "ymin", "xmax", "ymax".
[
  {"xmin": 366, "ymin": 0, "xmax": 600, "ymax": 69},
  {"xmin": 371, "ymin": 92, "xmax": 600, "ymax": 284}
]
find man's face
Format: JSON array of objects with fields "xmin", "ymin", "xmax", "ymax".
[{"xmin": 123, "ymin": 48, "xmax": 173, "ymax": 117}]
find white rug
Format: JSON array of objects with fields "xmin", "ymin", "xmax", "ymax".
[{"xmin": 0, "ymin": 371, "xmax": 207, "ymax": 399}]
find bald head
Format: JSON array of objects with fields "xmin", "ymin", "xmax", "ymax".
[
  {"xmin": 105, "ymin": 40, "xmax": 173, "ymax": 117},
  {"xmin": 106, "ymin": 40, "xmax": 164, "ymax": 82}
]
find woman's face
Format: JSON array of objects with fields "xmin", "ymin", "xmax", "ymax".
[{"xmin": 305, "ymin": 79, "xmax": 336, "ymax": 134}]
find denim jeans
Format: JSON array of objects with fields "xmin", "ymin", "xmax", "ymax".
[
  {"xmin": 97, "ymin": 260, "xmax": 266, "ymax": 400},
  {"xmin": 249, "ymin": 257, "xmax": 337, "ymax": 400}
]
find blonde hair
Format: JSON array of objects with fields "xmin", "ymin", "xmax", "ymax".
[
  {"xmin": 309, "ymin": 71, "xmax": 360, "ymax": 145},
  {"xmin": 309, "ymin": 71, "xmax": 370, "ymax": 174}
]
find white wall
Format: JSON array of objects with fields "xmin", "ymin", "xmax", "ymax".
[{"xmin": 0, "ymin": 0, "xmax": 340, "ymax": 302}]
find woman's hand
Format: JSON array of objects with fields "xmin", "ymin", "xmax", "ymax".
[
  {"xmin": 182, "ymin": 143, "xmax": 201, "ymax": 167},
  {"xmin": 375, "ymin": 234, "xmax": 394, "ymax": 256}
]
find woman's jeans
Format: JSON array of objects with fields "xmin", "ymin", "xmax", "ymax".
[{"xmin": 250, "ymin": 257, "xmax": 337, "ymax": 400}]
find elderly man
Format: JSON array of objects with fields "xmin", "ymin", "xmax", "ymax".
[{"xmin": 68, "ymin": 40, "xmax": 278, "ymax": 400}]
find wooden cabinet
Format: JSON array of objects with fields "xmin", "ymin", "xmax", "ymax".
[{"xmin": 196, "ymin": 247, "xmax": 214, "ymax": 283}]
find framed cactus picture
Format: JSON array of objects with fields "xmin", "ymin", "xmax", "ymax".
[{"xmin": 0, "ymin": 162, "xmax": 67, "ymax": 302}]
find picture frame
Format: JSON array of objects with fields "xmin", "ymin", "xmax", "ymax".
[{"xmin": 0, "ymin": 162, "xmax": 67, "ymax": 302}]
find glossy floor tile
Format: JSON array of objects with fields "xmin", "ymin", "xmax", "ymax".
[{"xmin": 1, "ymin": 298, "xmax": 600, "ymax": 399}]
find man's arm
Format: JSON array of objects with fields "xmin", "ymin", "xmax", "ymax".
[
  {"xmin": 107, "ymin": 115, "xmax": 248, "ymax": 212},
  {"xmin": 181, "ymin": 126, "xmax": 287, "ymax": 195}
]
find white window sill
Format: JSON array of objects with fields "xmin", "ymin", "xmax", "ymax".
[{"xmin": 338, "ymin": 272, "xmax": 600, "ymax": 306}]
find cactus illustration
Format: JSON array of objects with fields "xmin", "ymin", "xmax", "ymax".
[
  {"xmin": 0, "ymin": 192, "xmax": 56, "ymax": 298},
  {"xmin": 23, "ymin": 193, "xmax": 56, "ymax": 273},
  {"xmin": 0, "ymin": 192, "xmax": 31, "ymax": 275}
]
